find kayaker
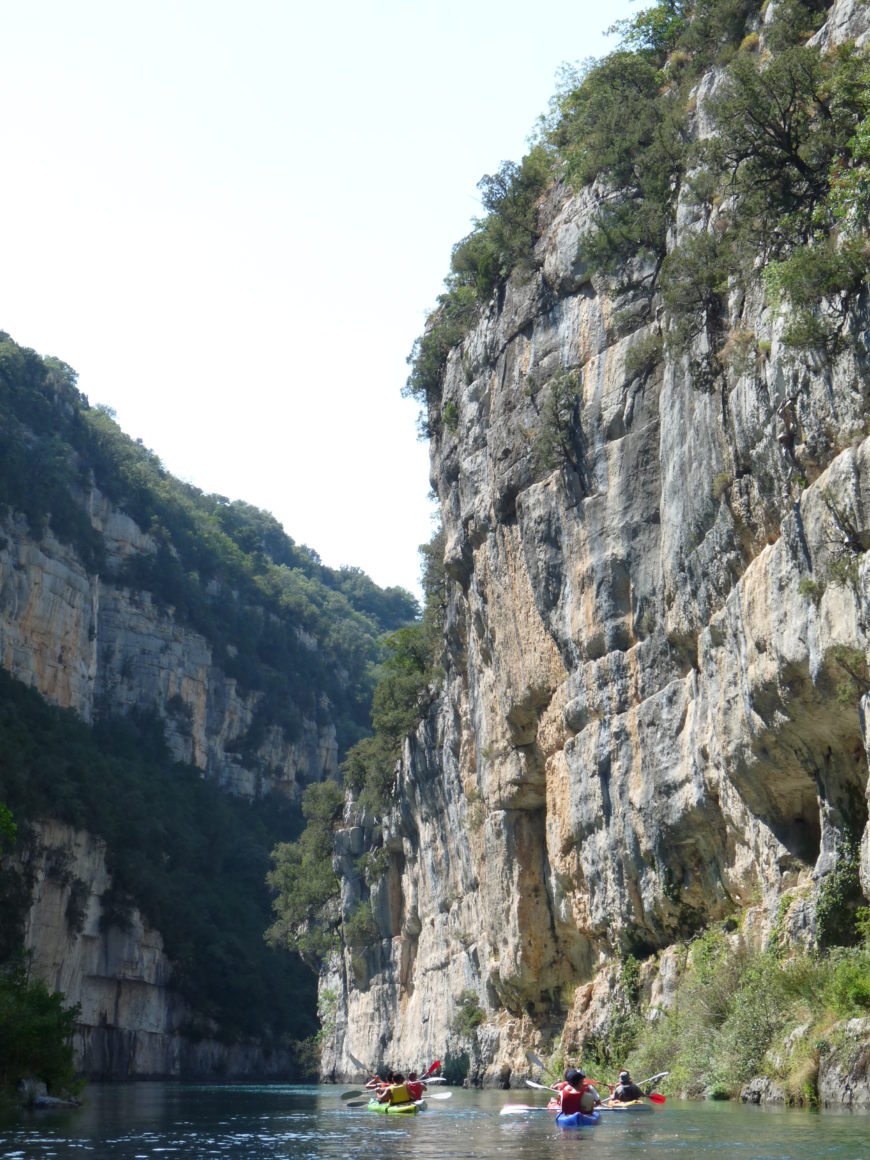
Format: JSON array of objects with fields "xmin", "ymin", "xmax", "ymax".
[
  {"xmin": 611, "ymin": 1070, "xmax": 644, "ymax": 1102},
  {"xmin": 406, "ymin": 1071, "xmax": 426, "ymax": 1100},
  {"xmin": 554, "ymin": 1067, "xmax": 600, "ymax": 1114},
  {"xmin": 378, "ymin": 1072, "xmax": 413, "ymax": 1106}
]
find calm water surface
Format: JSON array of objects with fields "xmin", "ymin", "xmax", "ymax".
[{"xmin": 0, "ymin": 1083, "xmax": 867, "ymax": 1159}]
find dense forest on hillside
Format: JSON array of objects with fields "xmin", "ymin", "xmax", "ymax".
[{"xmin": 0, "ymin": 330, "xmax": 418, "ymax": 754}]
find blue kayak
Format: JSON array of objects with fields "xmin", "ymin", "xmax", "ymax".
[{"xmin": 555, "ymin": 1109, "xmax": 601, "ymax": 1128}]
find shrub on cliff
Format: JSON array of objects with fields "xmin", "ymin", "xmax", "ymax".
[{"xmin": 266, "ymin": 779, "xmax": 345, "ymax": 971}]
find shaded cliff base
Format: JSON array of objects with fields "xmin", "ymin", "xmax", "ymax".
[{"xmin": 8, "ymin": 819, "xmax": 309, "ymax": 1082}]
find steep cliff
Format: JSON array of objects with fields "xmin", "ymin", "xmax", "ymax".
[
  {"xmin": 324, "ymin": 0, "xmax": 870, "ymax": 1100},
  {"xmin": 0, "ymin": 336, "xmax": 417, "ymax": 1076}
]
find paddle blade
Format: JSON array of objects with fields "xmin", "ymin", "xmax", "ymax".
[
  {"xmin": 345, "ymin": 1098, "xmax": 370, "ymax": 1109},
  {"xmin": 525, "ymin": 1050, "xmax": 557, "ymax": 1080},
  {"xmin": 648, "ymin": 1093, "xmax": 666, "ymax": 1104},
  {"xmin": 638, "ymin": 1070, "xmax": 669, "ymax": 1087},
  {"xmin": 340, "ymin": 1090, "xmax": 363, "ymax": 1101},
  {"xmin": 422, "ymin": 1059, "xmax": 441, "ymax": 1078},
  {"xmin": 525, "ymin": 1079, "xmax": 552, "ymax": 1091},
  {"xmin": 427, "ymin": 1091, "xmax": 452, "ymax": 1100}
]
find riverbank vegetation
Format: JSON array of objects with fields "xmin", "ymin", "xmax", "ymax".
[
  {"xmin": 578, "ymin": 913, "xmax": 870, "ymax": 1103},
  {"xmin": 0, "ymin": 953, "xmax": 81, "ymax": 1112}
]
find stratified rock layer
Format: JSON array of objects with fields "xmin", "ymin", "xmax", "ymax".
[{"xmin": 324, "ymin": 0, "xmax": 870, "ymax": 1093}]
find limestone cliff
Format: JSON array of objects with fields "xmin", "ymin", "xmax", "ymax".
[
  {"xmin": 324, "ymin": 0, "xmax": 870, "ymax": 1102},
  {"xmin": 0, "ymin": 505, "xmax": 337, "ymax": 799}
]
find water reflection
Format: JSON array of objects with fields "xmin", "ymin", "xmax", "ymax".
[{"xmin": 0, "ymin": 1084, "xmax": 867, "ymax": 1159}]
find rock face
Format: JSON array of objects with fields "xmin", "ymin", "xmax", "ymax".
[
  {"xmin": 18, "ymin": 820, "xmax": 293, "ymax": 1078},
  {"xmin": 323, "ymin": 0, "xmax": 870, "ymax": 1086},
  {"xmin": 0, "ymin": 502, "xmax": 338, "ymax": 798}
]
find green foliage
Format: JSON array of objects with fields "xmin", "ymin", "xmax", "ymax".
[
  {"xmin": 342, "ymin": 527, "xmax": 445, "ymax": 814},
  {"xmin": 451, "ymin": 989, "xmax": 485, "ymax": 1037},
  {"xmin": 266, "ymin": 779, "xmax": 345, "ymax": 970},
  {"xmin": 0, "ymin": 959, "xmax": 80, "ymax": 1102},
  {"xmin": 0, "ymin": 801, "xmax": 15, "ymax": 853},
  {"xmin": 562, "ymin": 53, "xmax": 687, "ymax": 288},
  {"xmin": 798, "ymin": 576, "xmax": 824, "ymax": 604},
  {"xmin": 827, "ymin": 643, "xmax": 870, "ymax": 706},
  {"xmin": 830, "ymin": 114, "xmax": 870, "ymax": 222},
  {"xmin": 442, "ymin": 401, "xmax": 459, "ymax": 431},
  {"xmin": 607, "ymin": 0, "xmax": 691, "ymax": 61},
  {"xmin": 0, "ymin": 668, "xmax": 317, "ymax": 1043},
  {"xmin": 623, "ymin": 331, "xmax": 664, "ymax": 381},
  {"xmin": 660, "ymin": 232, "xmax": 730, "ymax": 350},
  {"xmin": 403, "ymin": 0, "xmax": 870, "ymax": 430},
  {"xmin": 622, "ymin": 914, "xmax": 870, "ymax": 1101},
  {"xmin": 343, "ymin": 900, "xmax": 378, "ymax": 951},
  {"xmin": 816, "ymin": 837, "xmax": 865, "ymax": 949},
  {"xmin": 449, "ymin": 148, "xmax": 552, "ymax": 302},
  {"xmin": 712, "ymin": 472, "xmax": 732, "ymax": 500},
  {"xmin": 404, "ymin": 286, "xmax": 479, "ymax": 433},
  {"xmin": 533, "ymin": 370, "xmax": 584, "ymax": 473},
  {"xmin": 405, "ymin": 144, "xmax": 552, "ymax": 434}
]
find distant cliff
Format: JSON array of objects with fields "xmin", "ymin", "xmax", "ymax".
[
  {"xmin": 321, "ymin": 0, "xmax": 870, "ymax": 1105},
  {"xmin": 0, "ymin": 335, "xmax": 417, "ymax": 1076}
]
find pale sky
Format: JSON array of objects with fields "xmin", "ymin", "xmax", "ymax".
[{"xmin": 1, "ymin": 0, "xmax": 634, "ymax": 598}]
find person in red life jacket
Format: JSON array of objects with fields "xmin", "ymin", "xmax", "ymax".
[
  {"xmin": 554, "ymin": 1067, "xmax": 601, "ymax": 1115},
  {"xmin": 405, "ymin": 1072, "xmax": 426, "ymax": 1101}
]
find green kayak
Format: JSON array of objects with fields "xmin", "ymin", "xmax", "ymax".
[{"xmin": 367, "ymin": 1097, "xmax": 424, "ymax": 1114}]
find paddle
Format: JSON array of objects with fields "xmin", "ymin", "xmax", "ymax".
[
  {"xmin": 637, "ymin": 1070, "xmax": 669, "ymax": 1088},
  {"xmin": 525, "ymin": 1050, "xmax": 557, "ymax": 1080},
  {"xmin": 524, "ymin": 1079, "xmax": 554, "ymax": 1091},
  {"xmin": 421, "ymin": 1059, "xmax": 442, "ymax": 1079},
  {"xmin": 426, "ymin": 1092, "xmax": 452, "ymax": 1100},
  {"xmin": 340, "ymin": 1089, "xmax": 364, "ymax": 1100},
  {"xmin": 525, "ymin": 1051, "xmax": 611, "ymax": 1093}
]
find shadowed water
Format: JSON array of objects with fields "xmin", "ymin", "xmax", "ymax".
[{"xmin": 1, "ymin": 1083, "xmax": 868, "ymax": 1159}]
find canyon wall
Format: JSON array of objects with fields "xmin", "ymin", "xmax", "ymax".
[
  {"xmin": 0, "ymin": 502, "xmax": 338, "ymax": 799},
  {"xmin": 324, "ymin": 0, "xmax": 870, "ymax": 1092}
]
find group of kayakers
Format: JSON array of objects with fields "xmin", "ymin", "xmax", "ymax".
[
  {"xmin": 552, "ymin": 1067, "xmax": 647, "ymax": 1114},
  {"xmin": 364, "ymin": 1069, "xmax": 427, "ymax": 1106}
]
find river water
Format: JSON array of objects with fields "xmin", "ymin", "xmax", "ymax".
[{"xmin": 1, "ymin": 1083, "xmax": 868, "ymax": 1159}]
